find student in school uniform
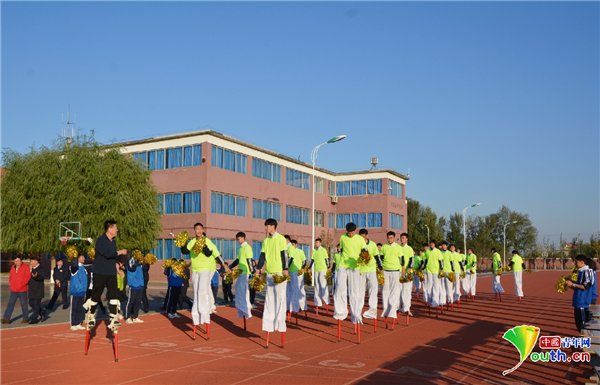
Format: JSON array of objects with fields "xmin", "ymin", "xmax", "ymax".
[
  {"xmin": 228, "ymin": 232, "xmax": 254, "ymax": 320},
  {"xmin": 310, "ymin": 238, "xmax": 330, "ymax": 314},
  {"xmin": 491, "ymin": 248, "xmax": 505, "ymax": 301},
  {"xmin": 69, "ymin": 254, "xmax": 88, "ymax": 330},
  {"xmin": 254, "ymin": 218, "xmax": 289, "ymax": 340},
  {"xmin": 508, "ymin": 250, "xmax": 525, "ymax": 301},
  {"xmin": 125, "ymin": 251, "xmax": 145, "ymax": 323},
  {"xmin": 289, "ymin": 240, "xmax": 308, "ymax": 317},
  {"xmin": 222, "ymin": 262, "xmax": 234, "ymax": 304},
  {"xmin": 421, "ymin": 244, "xmax": 430, "ymax": 303},
  {"xmin": 377, "ymin": 232, "xmax": 402, "ymax": 323},
  {"xmin": 164, "ymin": 258, "xmax": 183, "ymax": 319},
  {"xmin": 284, "ymin": 235, "xmax": 296, "ymax": 314},
  {"xmin": 399, "ymin": 233, "xmax": 414, "ymax": 316},
  {"xmin": 465, "ymin": 248, "xmax": 477, "ymax": 300},
  {"xmin": 413, "ymin": 250, "xmax": 422, "ymax": 298},
  {"xmin": 450, "ymin": 245, "xmax": 462, "ymax": 304},
  {"xmin": 330, "ymin": 244, "xmax": 342, "ymax": 296},
  {"xmin": 440, "ymin": 242, "xmax": 453, "ymax": 308},
  {"xmin": 47, "ymin": 257, "xmax": 70, "ymax": 310},
  {"xmin": 421, "ymin": 240, "xmax": 444, "ymax": 313},
  {"xmin": 456, "ymin": 247, "xmax": 466, "ymax": 297},
  {"xmin": 178, "ymin": 261, "xmax": 193, "ymax": 310},
  {"xmin": 567, "ymin": 255, "xmax": 595, "ymax": 332},
  {"xmin": 358, "ymin": 229, "xmax": 379, "ymax": 320}
]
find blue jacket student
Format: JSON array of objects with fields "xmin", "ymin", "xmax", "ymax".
[
  {"xmin": 69, "ymin": 258, "xmax": 88, "ymax": 328},
  {"xmin": 125, "ymin": 256, "xmax": 145, "ymax": 321},
  {"xmin": 163, "ymin": 260, "xmax": 183, "ymax": 316},
  {"xmin": 127, "ymin": 258, "xmax": 144, "ymax": 291}
]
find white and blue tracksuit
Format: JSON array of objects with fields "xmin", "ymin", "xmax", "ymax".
[
  {"xmin": 125, "ymin": 258, "xmax": 144, "ymax": 319},
  {"xmin": 164, "ymin": 265, "xmax": 183, "ymax": 314},
  {"xmin": 573, "ymin": 266, "xmax": 594, "ymax": 332},
  {"xmin": 70, "ymin": 260, "xmax": 88, "ymax": 326}
]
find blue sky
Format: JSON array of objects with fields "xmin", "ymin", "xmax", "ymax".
[{"xmin": 2, "ymin": 2, "xmax": 598, "ymax": 244}]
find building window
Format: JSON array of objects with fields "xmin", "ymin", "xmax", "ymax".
[
  {"xmin": 165, "ymin": 239, "xmax": 173, "ymax": 260},
  {"xmin": 315, "ymin": 211, "xmax": 325, "ymax": 227},
  {"xmin": 285, "ymin": 168, "xmax": 310, "ymax": 190},
  {"xmin": 211, "ymin": 192, "xmax": 247, "ymax": 217},
  {"xmin": 252, "ymin": 241, "xmax": 262, "ymax": 261},
  {"xmin": 154, "ymin": 239, "xmax": 164, "ymax": 260},
  {"xmin": 286, "ymin": 205, "xmax": 309, "ymax": 225},
  {"xmin": 252, "ymin": 158, "xmax": 281, "ymax": 183},
  {"xmin": 211, "ymin": 238, "xmax": 239, "ymax": 260},
  {"xmin": 164, "ymin": 191, "xmax": 201, "ymax": 214},
  {"xmin": 337, "ymin": 212, "xmax": 383, "ymax": 229},
  {"xmin": 389, "ymin": 213, "xmax": 403, "ymax": 229},
  {"xmin": 329, "ymin": 213, "xmax": 334, "ymax": 229},
  {"xmin": 211, "ymin": 145, "xmax": 247, "ymax": 174},
  {"xmin": 252, "ymin": 199, "xmax": 282, "ymax": 221},
  {"xmin": 193, "ymin": 145, "xmax": 202, "ymax": 166},
  {"xmin": 166, "ymin": 148, "xmax": 183, "ymax": 169},
  {"xmin": 314, "ymin": 176, "xmax": 325, "ymax": 194},
  {"xmin": 165, "ymin": 194, "xmax": 173, "ymax": 214},
  {"xmin": 299, "ymin": 244, "xmax": 310, "ymax": 257},
  {"xmin": 156, "ymin": 150, "xmax": 165, "ymax": 170},
  {"xmin": 148, "ymin": 151, "xmax": 156, "ymax": 170},
  {"xmin": 390, "ymin": 180, "xmax": 403, "ymax": 198},
  {"xmin": 157, "ymin": 194, "xmax": 164, "ymax": 214},
  {"xmin": 183, "ymin": 146, "xmax": 193, "ymax": 167},
  {"xmin": 336, "ymin": 179, "xmax": 382, "ymax": 196},
  {"xmin": 132, "ymin": 152, "xmax": 148, "ymax": 166}
]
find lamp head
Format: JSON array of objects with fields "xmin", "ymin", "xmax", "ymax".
[
  {"xmin": 327, "ymin": 135, "xmax": 346, "ymax": 143},
  {"xmin": 471, "ymin": 203, "xmax": 481, "ymax": 207}
]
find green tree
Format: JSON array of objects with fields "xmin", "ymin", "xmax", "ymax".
[
  {"xmin": 1, "ymin": 132, "xmax": 163, "ymax": 253},
  {"xmin": 407, "ymin": 198, "xmax": 445, "ymax": 251}
]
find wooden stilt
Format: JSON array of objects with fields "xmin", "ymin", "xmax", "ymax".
[
  {"xmin": 457, "ymin": 300, "xmax": 460, "ymax": 308},
  {"xmin": 337, "ymin": 320, "xmax": 341, "ymax": 342},
  {"xmin": 518, "ymin": 296, "xmax": 522, "ymax": 302},
  {"xmin": 193, "ymin": 325, "xmax": 196, "ymax": 340},
  {"xmin": 316, "ymin": 306, "xmax": 319, "ymax": 316},
  {"xmin": 499, "ymin": 293, "xmax": 502, "ymax": 301},
  {"xmin": 406, "ymin": 313, "xmax": 409, "ymax": 326},
  {"xmin": 326, "ymin": 304, "xmax": 329, "ymax": 314},
  {"xmin": 357, "ymin": 323, "xmax": 361, "ymax": 344},
  {"xmin": 451, "ymin": 303, "xmax": 454, "ymax": 311},
  {"xmin": 84, "ymin": 329, "xmax": 90, "ymax": 355},
  {"xmin": 114, "ymin": 330, "xmax": 118, "ymax": 362},
  {"xmin": 374, "ymin": 318, "xmax": 377, "ymax": 333},
  {"xmin": 206, "ymin": 323, "xmax": 210, "ymax": 340},
  {"xmin": 281, "ymin": 332, "xmax": 285, "ymax": 348},
  {"xmin": 304, "ymin": 310, "xmax": 307, "ymax": 319},
  {"xmin": 428, "ymin": 306, "xmax": 431, "ymax": 315},
  {"xmin": 472, "ymin": 295, "xmax": 475, "ymax": 301},
  {"xmin": 266, "ymin": 332, "xmax": 270, "ymax": 348},
  {"xmin": 391, "ymin": 317, "xmax": 395, "ymax": 330}
]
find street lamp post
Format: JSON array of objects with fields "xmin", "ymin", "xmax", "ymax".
[
  {"xmin": 311, "ymin": 135, "xmax": 346, "ymax": 285},
  {"xmin": 424, "ymin": 224, "xmax": 430, "ymax": 245},
  {"xmin": 503, "ymin": 221, "xmax": 518, "ymax": 267},
  {"xmin": 462, "ymin": 203, "xmax": 481, "ymax": 258}
]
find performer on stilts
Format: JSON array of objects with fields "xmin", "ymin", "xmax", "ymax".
[
  {"xmin": 450, "ymin": 245, "xmax": 462, "ymax": 306},
  {"xmin": 330, "ymin": 244, "xmax": 342, "ymax": 297},
  {"xmin": 289, "ymin": 240, "xmax": 307, "ymax": 321},
  {"xmin": 420, "ymin": 240, "xmax": 444, "ymax": 317},
  {"xmin": 358, "ymin": 229, "xmax": 379, "ymax": 322},
  {"xmin": 413, "ymin": 250, "xmax": 422, "ymax": 299},
  {"xmin": 491, "ymin": 248, "xmax": 505, "ymax": 301},
  {"xmin": 456, "ymin": 247, "xmax": 467, "ymax": 297},
  {"xmin": 334, "ymin": 222, "xmax": 368, "ymax": 343},
  {"xmin": 255, "ymin": 219, "xmax": 289, "ymax": 348},
  {"xmin": 229, "ymin": 232, "xmax": 254, "ymax": 328},
  {"xmin": 181, "ymin": 223, "xmax": 224, "ymax": 340},
  {"xmin": 399, "ymin": 233, "xmax": 414, "ymax": 317},
  {"xmin": 465, "ymin": 248, "xmax": 477, "ymax": 300},
  {"xmin": 440, "ymin": 241, "xmax": 454, "ymax": 310},
  {"xmin": 83, "ymin": 220, "xmax": 127, "ymax": 332},
  {"xmin": 509, "ymin": 250, "xmax": 525, "ymax": 301},
  {"xmin": 421, "ymin": 243, "xmax": 430, "ymax": 304},
  {"xmin": 310, "ymin": 238, "xmax": 330, "ymax": 315},
  {"xmin": 376, "ymin": 231, "xmax": 401, "ymax": 328}
]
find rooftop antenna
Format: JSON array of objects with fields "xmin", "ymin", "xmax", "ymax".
[
  {"xmin": 370, "ymin": 157, "xmax": 378, "ymax": 170},
  {"xmin": 61, "ymin": 104, "xmax": 76, "ymax": 146}
]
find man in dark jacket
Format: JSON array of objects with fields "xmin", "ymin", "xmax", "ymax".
[
  {"xmin": 46, "ymin": 257, "xmax": 70, "ymax": 310},
  {"xmin": 28, "ymin": 256, "xmax": 46, "ymax": 324},
  {"xmin": 83, "ymin": 220, "xmax": 127, "ymax": 330},
  {"xmin": 141, "ymin": 262, "xmax": 150, "ymax": 313}
]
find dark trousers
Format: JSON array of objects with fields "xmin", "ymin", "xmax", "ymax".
[
  {"xmin": 211, "ymin": 286, "xmax": 218, "ymax": 304},
  {"xmin": 179, "ymin": 285, "xmax": 192, "ymax": 309},
  {"xmin": 29, "ymin": 298, "xmax": 42, "ymax": 321},
  {"xmin": 70, "ymin": 296, "xmax": 85, "ymax": 326},
  {"xmin": 142, "ymin": 273, "xmax": 149, "ymax": 311},
  {"xmin": 223, "ymin": 283, "xmax": 233, "ymax": 303},
  {"xmin": 166, "ymin": 286, "xmax": 181, "ymax": 313},
  {"xmin": 86, "ymin": 289, "xmax": 106, "ymax": 313},
  {"xmin": 125, "ymin": 288, "xmax": 143, "ymax": 319},
  {"xmin": 575, "ymin": 307, "xmax": 588, "ymax": 332},
  {"xmin": 91, "ymin": 274, "xmax": 118, "ymax": 315},
  {"xmin": 249, "ymin": 288, "xmax": 256, "ymax": 305},
  {"xmin": 47, "ymin": 283, "xmax": 69, "ymax": 309},
  {"xmin": 3, "ymin": 291, "xmax": 28, "ymax": 320}
]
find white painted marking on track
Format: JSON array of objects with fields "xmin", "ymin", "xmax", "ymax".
[
  {"xmin": 251, "ymin": 353, "xmax": 291, "ymax": 361},
  {"xmin": 394, "ymin": 367, "xmax": 446, "ymax": 377},
  {"xmin": 193, "ymin": 346, "xmax": 234, "ymax": 354},
  {"xmin": 319, "ymin": 360, "xmax": 365, "ymax": 369},
  {"xmin": 140, "ymin": 342, "xmax": 177, "ymax": 348}
]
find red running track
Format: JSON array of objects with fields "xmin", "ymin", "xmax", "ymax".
[{"xmin": 1, "ymin": 271, "xmax": 593, "ymax": 384}]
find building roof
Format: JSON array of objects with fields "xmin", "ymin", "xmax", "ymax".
[{"xmin": 117, "ymin": 129, "xmax": 409, "ymax": 181}]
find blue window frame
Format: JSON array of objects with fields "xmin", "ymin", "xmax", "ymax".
[
  {"xmin": 211, "ymin": 145, "xmax": 247, "ymax": 174},
  {"xmin": 148, "ymin": 151, "xmax": 156, "ymax": 170},
  {"xmin": 173, "ymin": 193, "xmax": 182, "ymax": 214},
  {"xmin": 368, "ymin": 179, "xmax": 382, "ymax": 194},
  {"xmin": 285, "ymin": 168, "xmax": 310, "ymax": 190},
  {"xmin": 286, "ymin": 205, "xmax": 309, "ymax": 225},
  {"xmin": 157, "ymin": 194, "xmax": 164, "ymax": 214},
  {"xmin": 154, "ymin": 239, "xmax": 164, "ymax": 260},
  {"xmin": 367, "ymin": 213, "xmax": 383, "ymax": 228},
  {"xmin": 329, "ymin": 213, "xmax": 334, "ymax": 229},
  {"xmin": 193, "ymin": 145, "xmax": 202, "ymax": 166},
  {"xmin": 165, "ymin": 239, "xmax": 173, "ymax": 260},
  {"xmin": 390, "ymin": 213, "xmax": 403, "ymax": 229},
  {"xmin": 211, "ymin": 192, "xmax": 247, "ymax": 217},
  {"xmin": 183, "ymin": 193, "xmax": 192, "ymax": 213},
  {"xmin": 252, "ymin": 241, "xmax": 262, "ymax": 261},
  {"xmin": 184, "ymin": 146, "xmax": 193, "ymax": 167},
  {"xmin": 252, "ymin": 199, "xmax": 281, "ymax": 221},
  {"xmin": 165, "ymin": 194, "xmax": 174, "ymax": 214},
  {"xmin": 192, "ymin": 192, "xmax": 201, "ymax": 213},
  {"xmin": 156, "ymin": 150, "xmax": 165, "ymax": 170},
  {"xmin": 390, "ymin": 180, "xmax": 403, "ymax": 198}
]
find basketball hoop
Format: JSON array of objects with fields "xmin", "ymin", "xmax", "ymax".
[{"xmin": 60, "ymin": 236, "xmax": 72, "ymax": 246}]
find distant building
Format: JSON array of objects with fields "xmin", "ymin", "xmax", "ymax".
[{"xmin": 121, "ymin": 130, "xmax": 408, "ymax": 280}]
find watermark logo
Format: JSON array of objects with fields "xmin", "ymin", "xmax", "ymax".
[
  {"xmin": 502, "ymin": 325, "xmax": 540, "ymax": 376},
  {"xmin": 503, "ymin": 326, "xmax": 591, "ymax": 375}
]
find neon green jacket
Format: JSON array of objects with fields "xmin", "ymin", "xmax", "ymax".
[
  {"xmin": 424, "ymin": 248, "xmax": 443, "ymax": 274},
  {"xmin": 187, "ymin": 238, "xmax": 221, "ymax": 272},
  {"xmin": 380, "ymin": 243, "xmax": 402, "ymax": 271},
  {"xmin": 511, "ymin": 254, "xmax": 524, "ymax": 272},
  {"xmin": 261, "ymin": 233, "xmax": 288, "ymax": 274},
  {"xmin": 312, "ymin": 247, "xmax": 329, "ymax": 272},
  {"xmin": 289, "ymin": 247, "xmax": 306, "ymax": 273},
  {"xmin": 237, "ymin": 243, "xmax": 253, "ymax": 275},
  {"xmin": 466, "ymin": 253, "xmax": 477, "ymax": 270},
  {"xmin": 339, "ymin": 234, "xmax": 368, "ymax": 270},
  {"xmin": 360, "ymin": 240, "xmax": 379, "ymax": 273},
  {"xmin": 492, "ymin": 253, "xmax": 502, "ymax": 272}
]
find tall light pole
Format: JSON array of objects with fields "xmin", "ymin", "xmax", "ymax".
[
  {"xmin": 424, "ymin": 224, "xmax": 430, "ymax": 245},
  {"xmin": 463, "ymin": 203, "xmax": 481, "ymax": 257},
  {"xmin": 503, "ymin": 221, "xmax": 518, "ymax": 267},
  {"xmin": 311, "ymin": 135, "xmax": 346, "ymax": 284}
]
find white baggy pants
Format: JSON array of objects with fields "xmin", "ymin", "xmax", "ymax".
[
  {"xmin": 425, "ymin": 272, "xmax": 443, "ymax": 307},
  {"xmin": 333, "ymin": 267, "xmax": 362, "ymax": 324},
  {"xmin": 263, "ymin": 274, "xmax": 287, "ymax": 332},
  {"xmin": 492, "ymin": 274, "xmax": 505, "ymax": 294},
  {"xmin": 192, "ymin": 271, "xmax": 212, "ymax": 325},
  {"xmin": 399, "ymin": 279, "xmax": 412, "ymax": 313},
  {"xmin": 443, "ymin": 276, "xmax": 454, "ymax": 304},
  {"xmin": 314, "ymin": 271, "xmax": 330, "ymax": 306},
  {"xmin": 360, "ymin": 271, "xmax": 378, "ymax": 319},
  {"xmin": 381, "ymin": 271, "xmax": 400, "ymax": 318},
  {"xmin": 454, "ymin": 274, "xmax": 462, "ymax": 301},
  {"xmin": 466, "ymin": 271, "xmax": 477, "ymax": 295},
  {"xmin": 514, "ymin": 271, "xmax": 523, "ymax": 297},
  {"xmin": 413, "ymin": 275, "xmax": 421, "ymax": 294},
  {"xmin": 235, "ymin": 273, "xmax": 252, "ymax": 319}
]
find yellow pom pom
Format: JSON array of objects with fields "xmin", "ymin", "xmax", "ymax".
[
  {"xmin": 376, "ymin": 268, "xmax": 385, "ymax": 286},
  {"xmin": 144, "ymin": 253, "xmax": 157, "ymax": 265},
  {"xmin": 250, "ymin": 274, "xmax": 266, "ymax": 292},
  {"xmin": 87, "ymin": 247, "xmax": 95, "ymax": 260},
  {"xmin": 304, "ymin": 270, "xmax": 313, "ymax": 286},
  {"xmin": 447, "ymin": 272, "xmax": 456, "ymax": 283}
]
